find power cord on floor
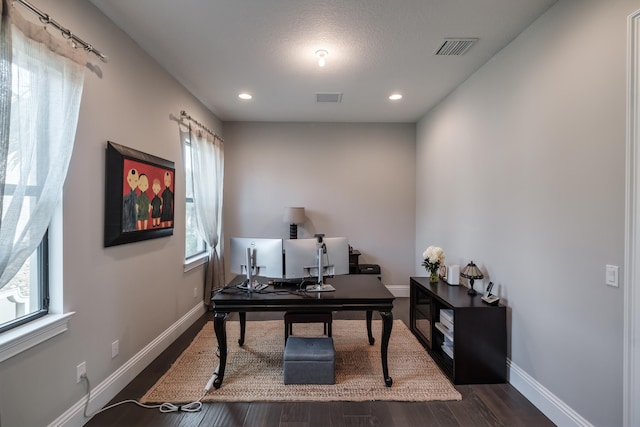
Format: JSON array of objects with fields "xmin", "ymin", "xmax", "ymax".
[
  {"xmin": 81, "ymin": 374, "xmax": 210, "ymax": 418},
  {"xmin": 81, "ymin": 346, "xmax": 222, "ymax": 419}
]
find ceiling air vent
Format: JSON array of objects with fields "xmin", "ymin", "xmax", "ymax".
[
  {"xmin": 316, "ymin": 92, "xmax": 343, "ymax": 103},
  {"xmin": 434, "ymin": 38, "xmax": 478, "ymax": 56}
]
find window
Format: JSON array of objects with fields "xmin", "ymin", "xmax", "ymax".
[
  {"xmin": 0, "ymin": 65, "xmax": 51, "ymax": 333},
  {"xmin": 0, "ymin": 237, "xmax": 49, "ymax": 333},
  {"xmin": 0, "ymin": 5, "xmax": 85, "ymax": 338},
  {"xmin": 184, "ymin": 140, "xmax": 207, "ymax": 260}
]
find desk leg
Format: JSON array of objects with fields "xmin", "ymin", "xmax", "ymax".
[
  {"xmin": 380, "ymin": 310, "xmax": 393, "ymax": 387},
  {"xmin": 238, "ymin": 312, "xmax": 246, "ymax": 346},
  {"xmin": 366, "ymin": 310, "xmax": 375, "ymax": 345},
  {"xmin": 212, "ymin": 312, "xmax": 228, "ymax": 389}
]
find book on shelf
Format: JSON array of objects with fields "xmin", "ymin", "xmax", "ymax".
[
  {"xmin": 440, "ymin": 308, "xmax": 454, "ymax": 324},
  {"xmin": 441, "ymin": 342, "xmax": 454, "ymax": 359},
  {"xmin": 435, "ymin": 322, "xmax": 454, "ymax": 341},
  {"xmin": 440, "ymin": 316, "xmax": 453, "ymax": 331}
]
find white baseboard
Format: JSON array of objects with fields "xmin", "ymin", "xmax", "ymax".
[
  {"xmin": 386, "ymin": 284, "xmax": 409, "ymax": 298},
  {"xmin": 508, "ymin": 359, "xmax": 593, "ymax": 427},
  {"xmin": 49, "ymin": 302, "xmax": 207, "ymax": 427}
]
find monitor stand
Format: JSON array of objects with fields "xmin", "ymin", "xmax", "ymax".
[
  {"xmin": 238, "ymin": 280, "xmax": 268, "ymax": 291},
  {"xmin": 306, "ymin": 242, "xmax": 335, "ymax": 292},
  {"xmin": 305, "ymin": 282, "xmax": 335, "ymax": 292}
]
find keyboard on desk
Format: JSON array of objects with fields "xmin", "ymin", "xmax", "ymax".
[{"xmin": 271, "ymin": 278, "xmax": 306, "ymax": 288}]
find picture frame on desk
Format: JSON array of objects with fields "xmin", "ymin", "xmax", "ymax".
[
  {"xmin": 104, "ymin": 141, "xmax": 175, "ymax": 247},
  {"xmin": 439, "ymin": 265, "xmax": 447, "ymax": 281}
]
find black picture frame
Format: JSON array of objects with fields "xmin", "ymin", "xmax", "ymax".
[{"xmin": 104, "ymin": 141, "xmax": 175, "ymax": 247}]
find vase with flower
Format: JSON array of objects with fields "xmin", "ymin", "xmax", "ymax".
[{"xmin": 422, "ymin": 246, "xmax": 445, "ymax": 283}]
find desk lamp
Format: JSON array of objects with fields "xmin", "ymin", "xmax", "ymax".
[
  {"xmin": 461, "ymin": 261, "xmax": 483, "ymax": 296},
  {"xmin": 284, "ymin": 207, "xmax": 306, "ymax": 239}
]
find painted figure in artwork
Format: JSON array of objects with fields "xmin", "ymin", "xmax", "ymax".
[
  {"xmin": 122, "ymin": 168, "xmax": 138, "ymax": 232},
  {"xmin": 150, "ymin": 178, "xmax": 162, "ymax": 228},
  {"xmin": 136, "ymin": 173, "xmax": 151, "ymax": 230},
  {"xmin": 160, "ymin": 171, "xmax": 174, "ymax": 227}
]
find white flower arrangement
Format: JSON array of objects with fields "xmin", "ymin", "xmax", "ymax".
[{"xmin": 422, "ymin": 246, "xmax": 445, "ymax": 272}]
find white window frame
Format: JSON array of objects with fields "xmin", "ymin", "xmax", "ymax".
[
  {"xmin": 183, "ymin": 138, "xmax": 208, "ymax": 272},
  {"xmin": 0, "ymin": 204, "xmax": 74, "ymax": 362}
]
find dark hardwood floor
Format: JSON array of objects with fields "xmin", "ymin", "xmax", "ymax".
[{"xmin": 85, "ymin": 298, "xmax": 555, "ymax": 427}]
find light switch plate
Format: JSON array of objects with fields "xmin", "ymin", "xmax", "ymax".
[{"xmin": 606, "ymin": 265, "xmax": 619, "ymax": 287}]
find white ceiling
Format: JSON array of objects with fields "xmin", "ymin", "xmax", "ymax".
[{"xmin": 90, "ymin": 0, "xmax": 557, "ymax": 123}]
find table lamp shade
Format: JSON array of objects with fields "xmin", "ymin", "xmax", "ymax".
[
  {"xmin": 284, "ymin": 207, "xmax": 306, "ymax": 224},
  {"xmin": 461, "ymin": 261, "xmax": 483, "ymax": 280}
]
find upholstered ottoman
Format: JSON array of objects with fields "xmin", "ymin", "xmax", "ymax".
[{"xmin": 283, "ymin": 337, "xmax": 335, "ymax": 385}]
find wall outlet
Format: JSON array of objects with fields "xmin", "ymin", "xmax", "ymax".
[
  {"xmin": 76, "ymin": 361, "xmax": 86, "ymax": 383},
  {"xmin": 111, "ymin": 340, "xmax": 119, "ymax": 358},
  {"xmin": 193, "ymin": 287, "xmax": 198, "ymax": 298}
]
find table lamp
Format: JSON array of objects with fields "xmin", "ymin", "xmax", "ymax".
[
  {"xmin": 461, "ymin": 261, "xmax": 483, "ymax": 296},
  {"xmin": 283, "ymin": 207, "xmax": 305, "ymax": 239}
]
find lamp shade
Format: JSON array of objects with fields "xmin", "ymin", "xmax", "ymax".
[
  {"xmin": 461, "ymin": 261, "xmax": 483, "ymax": 280},
  {"xmin": 283, "ymin": 207, "xmax": 306, "ymax": 224}
]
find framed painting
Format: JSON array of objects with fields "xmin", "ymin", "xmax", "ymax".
[{"xmin": 104, "ymin": 141, "xmax": 175, "ymax": 247}]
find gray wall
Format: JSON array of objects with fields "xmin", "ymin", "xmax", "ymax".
[
  {"xmin": 0, "ymin": 1, "xmax": 220, "ymax": 426},
  {"xmin": 222, "ymin": 122, "xmax": 416, "ymax": 287},
  {"xmin": 416, "ymin": 0, "xmax": 634, "ymax": 425}
]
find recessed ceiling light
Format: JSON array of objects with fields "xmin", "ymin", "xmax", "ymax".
[
  {"xmin": 389, "ymin": 93, "xmax": 403, "ymax": 100},
  {"xmin": 315, "ymin": 49, "xmax": 328, "ymax": 67},
  {"xmin": 238, "ymin": 93, "xmax": 252, "ymax": 100}
]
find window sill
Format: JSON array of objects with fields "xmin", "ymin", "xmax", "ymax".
[
  {"xmin": 184, "ymin": 252, "xmax": 209, "ymax": 272},
  {"xmin": 0, "ymin": 312, "xmax": 75, "ymax": 363}
]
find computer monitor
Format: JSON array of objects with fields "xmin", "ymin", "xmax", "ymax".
[
  {"xmin": 284, "ymin": 236, "xmax": 349, "ymax": 279},
  {"xmin": 229, "ymin": 237, "xmax": 284, "ymax": 279},
  {"xmin": 321, "ymin": 237, "xmax": 349, "ymax": 276},
  {"xmin": 284, "ymin": 238, "xmax": 317, "ymax": 279}
]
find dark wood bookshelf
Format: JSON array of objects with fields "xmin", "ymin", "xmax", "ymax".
[{"xmin": 410, "ymin": 276, "xmax": 507, "ymax": 385}]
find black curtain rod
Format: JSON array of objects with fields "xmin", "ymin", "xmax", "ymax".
[
  {"xmin": 13, "ymin": 0, "xmax": 108, "ymax": 63},
  {"xmin": 180, "ymin": 110, "xmax": 224, "ymax": 142}
]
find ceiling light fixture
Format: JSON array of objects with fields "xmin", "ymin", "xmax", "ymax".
[
  {"xmin": 389, "ymin": 93, "xmax": 403, "ymax": 100},
  {"xmin": 315, "ymin": 49, "xmax": 328, "ymax": 67},
  {"xmin": 238, "ymin": 93, "xmax": 252, "ymax": 100}
]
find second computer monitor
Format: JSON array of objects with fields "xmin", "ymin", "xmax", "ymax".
[
  {"xmin": 323, "ymin": 237, "xmax": 350, "ymax": 276},
  {"xmin": 229, "ymin": 237, "xmax": 284, "ymax": 278},
  {"xmin": 284, "ymin": 237, "xmax": 349, "ymax": 279}
]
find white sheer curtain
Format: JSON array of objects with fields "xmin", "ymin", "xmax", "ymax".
[
  {"xmin": 190, "ymin": 128, "xmax": 224, "ymax": 301},
  {"xmin": 0, "ymin": 0, "xmax": 86, "ymax": 290}
]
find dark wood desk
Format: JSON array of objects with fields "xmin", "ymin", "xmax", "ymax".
[{"xmin": 211, "ymin": 274, "xmax": 395, "ymax": 389}]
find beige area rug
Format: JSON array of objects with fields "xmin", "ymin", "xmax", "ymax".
[{"xmin": 140, "ymin": 319, "xmax": 462, "ymax": 403}]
